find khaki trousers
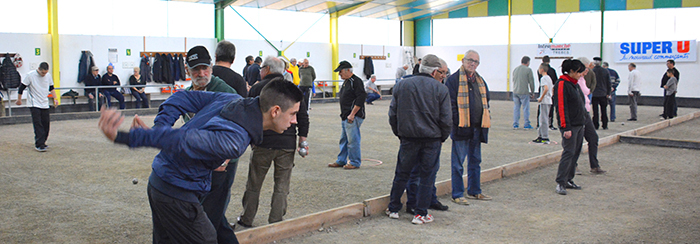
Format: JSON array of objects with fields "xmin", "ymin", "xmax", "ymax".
[{"xmin": 239, "ymin": 147, "xmax": 295, "ymax": 225}]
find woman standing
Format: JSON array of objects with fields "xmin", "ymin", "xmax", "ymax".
[{"xmin": 129, "ymin": 67, "xmax": 149, "ymax": 108}]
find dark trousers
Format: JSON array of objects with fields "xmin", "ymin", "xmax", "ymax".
[
  {"xmin": 388, "ymin": 140, "xmax": 441, "ymax": 216},
  {"xmin": 556, "ymin": 125, "xmax": 584, "ymax": 185},
  {"xmin": 104, "ymin": 89, "xmax": 125, "ymax": 109},
  {"xmin": 30, "ymin": 107, "xmax": 50, "ymax": 147},
  {"xmin": 366, "ymin": 93, "xmax": 381, "ymax": 104},
  {"xmin": 629, "ymin": 91, "xmax": 640, "ymax": 120},
  {"xmin": 591, "ymin": 96, "xmax": 609, "ymax": 129},
  {"xmin": 536, "ymin": 104, "xmax": 555, "ymax": 128},
  {"xmin": 405, "ymin": 153, "xmax": 440, "ymax": 209},
  {"xmin": 583, "ymin": 114, "xmax": 600, "ymax": 169},
  {"xmin": 201, "ymin": 160, "xmax": 239, "ymax": 244},
  {"xmin": 131, "ymin": 91, "xmax": 150, "ymax": 108},
  {"xmin": 148, "ymin": 185, "xmax": 217, "ymax": 244},
  {"xmin": 663, "ymin": 93, "xmax": 677, "ymax": 119},
  {"xmin": 299, "ymin": 86, "xmax": 312, "ymax": 112},
  {"xmin": 87, "ymin": 92, "xmax": 106, "ymax": 111}
]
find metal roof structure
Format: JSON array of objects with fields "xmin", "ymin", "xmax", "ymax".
[{"xmin": 179, "ymin": 0, "xmax": 700, "ymax": 21}]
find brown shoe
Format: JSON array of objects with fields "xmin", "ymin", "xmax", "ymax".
[
  {"xmin": 466, "ymin": 193, "xmax": 492, "ymax": 201},
  {"xmin": 590, "ymin": 167, "xmax": 607, "ymax": 174},
  {"xmin": 343, "ymin": 164, "xmax": 359, "ymax": 169},
  {"xmin": 328, "ymin": 162, "xmax": 343, "ymax": 168}
]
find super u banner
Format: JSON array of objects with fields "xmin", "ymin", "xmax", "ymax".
[{"xmin": 614, "ymin": 40, "xmax": 696, "ymax": 63}]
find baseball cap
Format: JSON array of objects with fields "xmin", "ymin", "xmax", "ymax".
[
  {"xmin": 186, "ymin": 46, "xmax": 212, "ymax": 68},
  {"xmin": 334, "ymin": 60, "xmax": 352, "ymax": 72}
]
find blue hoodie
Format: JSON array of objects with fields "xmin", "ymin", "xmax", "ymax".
[{"xmin": 115, "ymin": 91, "xmax": 263, "ymax": 202}]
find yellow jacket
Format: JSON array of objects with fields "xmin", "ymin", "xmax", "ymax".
[{"xmin": 289, "ymin": 65, "xmax": 300, "ymax": 85}]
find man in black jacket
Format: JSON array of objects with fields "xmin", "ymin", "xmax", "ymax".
[
  {"xmin": 591, "ymin": 57, "xmax": 611, "ymax": 130},
  {"xmin": 101, "ymin": 64, "xmax": 125, "ymax": 109},
  {"xmin": 328, "ymin": 61, "xmax": 366, "ymax": 170},
  {"xmin": 84, "ymin": 66, "xmax": 104, "ymax": 111},
  {"xmin": 245, "ymin": 57, "xmax": 262, "ymax": 86},
  {"xmin": 238, "ymin": 56, "xmax": 309, "ymax": 227},
  {"xmin": 213, "ymin": 40, "xmax": 247, "ymax": 97},
  {"xmin": 386, "ymin": 54, "xmax": 451, "ymax": 224}
]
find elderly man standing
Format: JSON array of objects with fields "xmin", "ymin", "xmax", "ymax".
[
  {"xmin": 213, "ymin": 40, "xmax": 247, "ymax": 97},
  {"xmin": 328, "ymin": 61, "xmax": 367, "ymax": 170},
  {"xmin": 591, "ymin": 57, "xmax": 611, "ymax": 130},
  {"xmin": 238, "ymin": 56, "xmax": 309, "ymax": 228},
  {"xmin": 512, "ymin": 56, "xmax": 535, "ymax": 129},
  {"xmin": 627, "ymin": 63, "xmax": 641, "ymax": 121},
  {"xmin": 298, "ymin": 59, "xmax": 316, "ymax": 111},
  {"xmin": 386, "ymin": 54, "xmax": 451, "ymax": 224},
  {"xmin": 181, "ymin": 45, "xmax": 240, "ymax": 244},
  {"xmin": 447, "ymin": 50, "xmax": 492, "ymax": 205}
]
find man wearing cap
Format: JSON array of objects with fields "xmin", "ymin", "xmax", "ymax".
[
  {"xmin": 386, "ymin": 54, "xmax": 451, "ymax": 224},
  {"xmin": 328, "ymin": 61, "xmax": 367, "ymax": 169},
  {"xmin": 591, "ymin": 57, "xmax": 611, "ymax": 130},
  {"xmin": 85, "ymin": 66, "xmax": 105, "ymax": 111},
  {"xmin": 183, "ymin": 45, "xmax": 240, "ymax": 244}
]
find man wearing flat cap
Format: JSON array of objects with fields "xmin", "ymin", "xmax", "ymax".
[
  {"xmin": 328, "ymin": 61, "xmax": 367, "ymax": 170},
  {"xmin": 591, "ymin": 57, "xmax": 611, "ymax": 130}
]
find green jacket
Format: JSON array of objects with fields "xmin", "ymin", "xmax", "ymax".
[
  {"xmin": 183, "ymin": 76, "xmax": 236, "ymax": 122},
  {"xmin": 299, "ymin": 66, "xmax": 316, "ymax": 87}
]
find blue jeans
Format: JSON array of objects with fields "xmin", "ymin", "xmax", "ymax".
[
  {"xmin": 366, "ymin": 93, "xmax": 380, "ymax": 104},
  {"xmin": 513, "ymin": 94, "xmax": 531, "ymax": 127},
  {"xmin": 388, "ymin": 140, "xmax": 441, "ymax": 216},
  {"xmin": 336, "ymin": 117, "xmax": 363, "ymax": 167},
  {"xmin": 103, "ymin": 89, "xmax": 125, "ymax": 109},
  {"xmin": 609, "ymin": 93, "xmax": 616, "ymax": 121},
  {"xmin": 451, "ymin": 128, "xmax": 483, "ymax": 198}
]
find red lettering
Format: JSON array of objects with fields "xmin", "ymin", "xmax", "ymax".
[{"xmin": 677, "ymin": 41, "xmax": 690, "ymax": 53}]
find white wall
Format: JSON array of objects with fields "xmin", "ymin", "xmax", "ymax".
[{"xmin": 417, "ymin": 42, "xmax": 699, "ymax": 98}]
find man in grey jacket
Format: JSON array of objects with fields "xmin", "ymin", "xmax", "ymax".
[{"xmin": 386, "ymin": 54, "xmax": 451, "ymax": 225}]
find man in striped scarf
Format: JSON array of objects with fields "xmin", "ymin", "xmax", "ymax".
[{"xmin": 445, "ymin": 50, "xmax": 492, "ymax": 205}]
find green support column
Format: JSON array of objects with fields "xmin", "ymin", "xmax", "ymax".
[
  {"xmin": 600, "ymin": 0, "xmax": 605, "ymax": 58},
  {"xmin": 215, "ymin": 2, "xmax": 225, "ymax": 42}
]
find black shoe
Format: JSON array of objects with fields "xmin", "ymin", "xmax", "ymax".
[
  {"xmin": 610, "ymin": 119, "xmax": 615, "ymax": 122},
  {"xmin": 236, "ymin": 216, "xmax": 252, "ymax": 228},
  {"xmin": 565, "ymin": 181, "xmax": 582, "ymax": 190},
  {"xmin": 549, "ymin": 126, "xmax": 557, "ymax": 131},
  {"xmin": 627, "ymin": 118, "xmax": 637, "ymax": 121},
  {"xmin": 429, "ymin": 201, "xmax": 449, "ymax": 211},
  {"xmin": 405, "ymin": 206, "xmax": 415, "ymax": 214}
]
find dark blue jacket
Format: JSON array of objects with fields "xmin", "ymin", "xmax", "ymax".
[
  {"xmin": 389, "ymin": 73, "xmax": 451, "ymax": 142},
  {"xmin": 445, "ymin": 71, "xmax": 490, "ymax": 143},
  {"xmin": 115, "ymin": 91, "xmax": 263, "ymax": 202}
]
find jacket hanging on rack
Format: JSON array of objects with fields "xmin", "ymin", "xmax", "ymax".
[
  {"xmin": 172, "ymin": 54, "xmax": 180, "ymax": 81},
  {"xmin": 140, "ymin": 55, "xmax": 152, "ymax": 83},
  {"xmin": 178, "ymin": 54, "xmax": 186, "ymax": 80},
  {"xmin": 162, "ymin": 53, "xmax": 173, "ymax": 84},
  {"xmin": 363, "ymin": 56, "xmax": 374, "ymax": 79},
  {"xmin": 153, "ymin": 53, "xmax": 163, "ymax": 83},
  {"xmin": 77, "ymin": 51, "xmax": 95, "ymax": 83},
  {"xmin": 1, "ymin": 54, "xmax": 21, "ymax": 90}
]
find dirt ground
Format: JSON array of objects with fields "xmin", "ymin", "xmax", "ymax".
[{"xmin": 1, "ymin": 100, "xmax": 698, "ymax": 243}]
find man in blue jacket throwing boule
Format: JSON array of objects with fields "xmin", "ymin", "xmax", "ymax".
[{"xmin": 97, "ymin": 77, "xmax": 302, "ymax": 243}]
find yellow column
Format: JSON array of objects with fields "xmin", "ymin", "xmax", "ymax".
[
  {"xmin": 47, "ymin": 0, "xmax": 60, "ymax": 104},
  {"xmin": 506, "ymin": 0, "xmax": 512, "ymax": 92},
  {"xmin": 330, "ymin": 12, "xmax": 340, "ymax": 95}
]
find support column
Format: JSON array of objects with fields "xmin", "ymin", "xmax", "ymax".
[
  {"xmin": 401, "ymin": 20, "xmax": 414, "ymax": 47},
  {"xmin": 600, "ymin": 0, "xmax": 605, "ymax": 58},
  {"xmin": 215, "ymin": 6, "xmax": 224, "ymax": 42},
  {"xmin": 506, "ymin": 0, "xmax": 512, "ymax": 92},
  {"xmin": 330, "ymin": 12, "xmax": 340, "ymax": 94},
  {"xmin": 47, "ymin": 0, "xmax": 60, "ymax": 104}
]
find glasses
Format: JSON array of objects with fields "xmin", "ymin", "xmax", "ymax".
[{"xmin": 465, "ymin": 58, "xmax": 480, "ymax": 65}]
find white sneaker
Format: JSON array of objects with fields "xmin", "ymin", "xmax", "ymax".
[
  {"xmin": 411, "ymin": 214, "xmax": 433, "ymax": 224},
  {"xmin": 385, "ymin": 209, "xmax": 399, "ymax": 219}
]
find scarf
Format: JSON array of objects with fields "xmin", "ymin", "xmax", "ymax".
[{"xmin": 457, "ymin": 66, "xmax": 491, "ymax": 128}]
